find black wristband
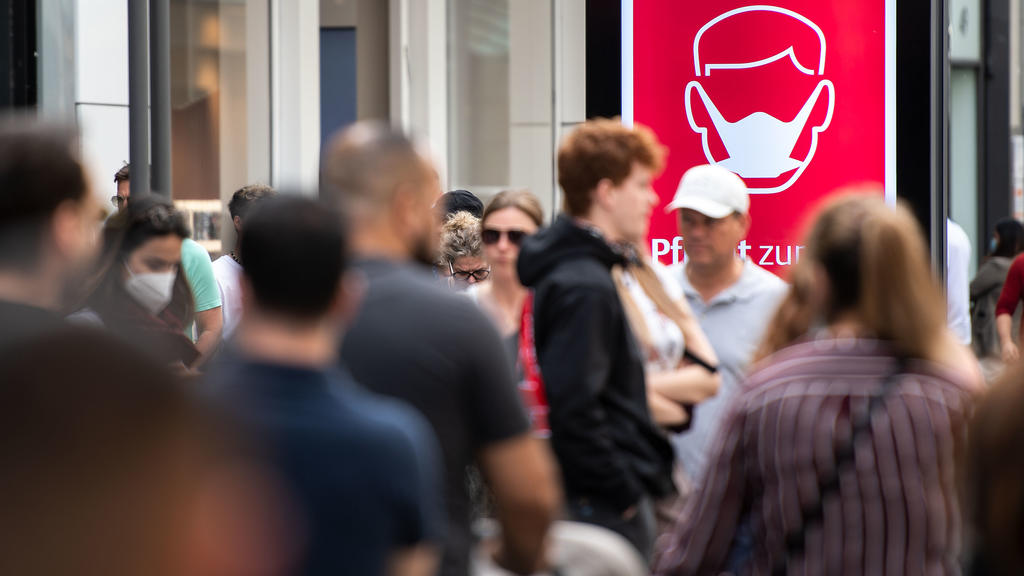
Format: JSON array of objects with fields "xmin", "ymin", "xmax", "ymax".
[{"xmin": 683, "ymin": 348, "xmax": 719, "ymax": 373}]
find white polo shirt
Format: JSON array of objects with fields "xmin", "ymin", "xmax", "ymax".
[{"xmin": 668, "ymin": 259, "xmax": 788, "ymax": 481}]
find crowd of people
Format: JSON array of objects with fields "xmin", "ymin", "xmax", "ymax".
[{"xmin": 0, "ymin": 113, "xmax": 1020, "ymax": 576}]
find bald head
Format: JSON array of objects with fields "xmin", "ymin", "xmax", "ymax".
[
  {"xmin": 322, "ymin": 122, "xmax": 435, "ymax": 216},
  {"xmin": 322, "ymin": 122, "xmax": 441, "ymax": 264}
]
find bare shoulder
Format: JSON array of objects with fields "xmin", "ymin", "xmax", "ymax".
[{"xmin": 935, "ymin": 332, "xmax": 985, "ymax": 394}]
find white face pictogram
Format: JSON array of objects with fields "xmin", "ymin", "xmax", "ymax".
[{"xmin": 684, "ymin": 5, "xmax": 835, "ymax": 195}]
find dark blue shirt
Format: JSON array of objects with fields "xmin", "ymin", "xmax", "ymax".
[{"xmin": 207, "ymin": 356, "xmax": 445, "ymax": 576}]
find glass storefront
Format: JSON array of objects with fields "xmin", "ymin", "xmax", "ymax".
[{"xmin": 170, "ymin": 0, "xmax": 259, "ymax": 256}]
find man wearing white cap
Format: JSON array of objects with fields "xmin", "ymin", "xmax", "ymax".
[{"xmin": 665, "ymin": 164, "xmax": 787, "ymax": 484}]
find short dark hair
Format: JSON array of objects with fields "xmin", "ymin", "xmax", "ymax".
[
  {"xmin": 239, "ymin": 195, "xmax": 348, "ymax": 321},
  {"xmin": 441, "ymin": 190, "xmax": 484, "ymax": 220},
  {"xmin": 992, "ymin": 218, "xmax": 1024, "ymax": 259},
  {"xmin": 227, "ymin": 183, "xmax": 276, "ymax": 221},
  {"xmin": 108, "ymin": 194, "xmax": 191, "ymax": 257},
  {"xmin": 113, "ymin": 163, "xmax": 131, "ymax": 184},
  {"xmin": 0, "ymin": 120, "xmax": 88, "ymax": 271}
]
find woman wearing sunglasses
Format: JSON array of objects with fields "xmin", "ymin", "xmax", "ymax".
[
  {"xmin": 467, "ymin": 190, "xmax": 551, "ymax": 439},
  {"xmin": 468, "ymin": 190, "xmax": 544, "ymax": 336}
]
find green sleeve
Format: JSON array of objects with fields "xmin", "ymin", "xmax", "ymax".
[{"xmin": 181, "ymin": 238, "xmax": 222, "ymax": 312}]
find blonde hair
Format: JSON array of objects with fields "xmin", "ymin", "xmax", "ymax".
[
  {"xmin": 612, "ymin": 255, "xmax": 691, "ymax": 356},
  {"xmin": 756, "ymin": 191, "xmax": 947, "ymax": 362},
  {"xmin": 483, "ymin": 189, "xmax": 544, "ymax": 228},
  {"xmin": 438, "ymin": 210, "xmax": 482, "ymax": 265}
]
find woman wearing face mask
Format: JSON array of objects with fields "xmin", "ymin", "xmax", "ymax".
[
  {"xmin": 972, "ymin": 218, "xmax": 1023, "ymax": 370},
  {"xmin": 69, "ymin": 195, "xmax": 199, "ymax": 369}
]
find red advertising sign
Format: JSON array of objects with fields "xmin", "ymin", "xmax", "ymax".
[{"xmin": 624, "ymin": 1, "xmax": 896, "ymax": 274}]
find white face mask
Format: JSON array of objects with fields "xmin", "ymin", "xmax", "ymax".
[
  {"xmin": 685, "ymin": 79, "xmax": 835, "ymax": 194},
  {"xmin": 124, "ymin": 263, "xmax": 177, "ymax": 315}
]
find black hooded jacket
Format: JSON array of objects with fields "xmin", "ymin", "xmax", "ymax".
[{"xmin": 517, "ymin": 215, "xmax": 675, "ymax": 512}]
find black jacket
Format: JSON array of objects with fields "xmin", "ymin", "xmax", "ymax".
[{"xmin": 517, "ymin": 215, "xmax": 675, "ymax": 512}]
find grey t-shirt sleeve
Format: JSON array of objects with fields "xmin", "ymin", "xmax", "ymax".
[{"xmin": 463, "ymin": 308, "xmax": 532, "ymax": 447}]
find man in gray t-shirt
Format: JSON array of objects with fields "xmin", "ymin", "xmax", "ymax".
[
  {"xmin": 323, "ymin": 122, "xmax": 560, "ymax": 576},
  {"xmin": 664, "ymin": 165, "xmax": 787, "ymax": 482}
]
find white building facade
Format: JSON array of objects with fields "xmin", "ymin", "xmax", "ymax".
[{"xmin": 39, "ymin": 0, "xmax": 588, "ymax": 256}]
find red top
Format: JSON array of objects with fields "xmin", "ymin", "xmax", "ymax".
[
  {"xmin": 996, "ymin": 253, "xmax": 1024, "ymax": 317},
  {"xmin": 518, "ymin": 291, "xmax": 550, "ymax": 438}
]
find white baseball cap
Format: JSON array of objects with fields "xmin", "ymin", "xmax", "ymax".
[{"xmin": 665, "ymin": 164, "xmax": 749, "ymax": 218}]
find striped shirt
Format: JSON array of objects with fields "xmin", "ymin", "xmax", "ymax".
[{"xmin": 654, "ymin": 337, "xmax": 976, "ymax": 576}]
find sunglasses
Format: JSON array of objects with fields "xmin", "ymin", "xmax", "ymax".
[{"xmin": 481, "ymin": 228, "xmax": 528, "ymax": 246}]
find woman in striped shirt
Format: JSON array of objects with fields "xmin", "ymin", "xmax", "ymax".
[{"xmin": 655, "ymin": 192, "xmax": 982, "ymax": 576}]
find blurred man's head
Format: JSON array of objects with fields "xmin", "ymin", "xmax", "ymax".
[
  {"xmin": 0, "ymin": 119, "xmax": 103, "ymax": 308},
  {"xmin": 667, "ymin": 164, "xmax": 751, "ymax": 272},
  {"xmin": 557, "ymin": 119, "xmax": 664, "ymax": 244},
  {"xmin": 322, "ymin": 122, "xmax": 440, "ymax": 266},
  {"xmin": 227, "ymin": 184, "xmax": 277, "ymax": 235},
  {"xmin": 239, "ymin": 195, "xmax": 356, "ymax": 328},
  {"xmin": 0, "ymin": 328, "xmax": 208, "ymax": 576}
]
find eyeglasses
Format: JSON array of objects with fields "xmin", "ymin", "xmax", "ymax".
[
  {"xmin": 481, "ymin": 228, "xmax": 528, "ymax": 246},
  {"xmin": 110, "ymin": 195, "xmax": 128, "ymax": 208},
  {"xmin": 447, "ymin": 260, "xmax": 491, "ymax": 282}
]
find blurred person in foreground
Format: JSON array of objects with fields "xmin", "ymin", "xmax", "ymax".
[
  {"xmin": 212, "ymin": 184, "xmax": 277, "ymax": 340},
  {"xmin": 665, "ymin": 164, "xmax": 787, "ymax": 485},
  {"xmin": 967, "ymin": 358, "xmax": 1024, "ymax": 575},
  {"xmin": 112, "ymin": 164, "xmax": 223, "ymax": 365},
  {"xmin": 207, "ymin": 195, "xmax": 444, "ymax": 576},
  {"xmin": 439, "ymin": 210, "xmax": 490, "ymax": 290},
  {"xmin": 0, "ymin": 120, "xmax": 104, "ymax": 348},
  {"xmin": 517, "ymin": 118, "xmax": 675, "ymax": 562},
  {"xmin": 324, "ymin": 121, "xmax": 560, "ymax": 576},
  {"xmin": 655, "ymin": 192, "xmax": 983, "ymax": 576},
  {"xmin": 70, "ymin": 195, "xmax": 201, "ymax": 369},
  {"xmin": 0, "ymin": 328, "xmax": 289, "ymax": 576},
  {"xmin": 971, "ymin": 218, "xmax": 1022, "ymax": 376}
]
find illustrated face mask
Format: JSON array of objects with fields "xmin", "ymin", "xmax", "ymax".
[
  {"xmin": 124, "ymin": 264, "xmax": 177, "ymax": 315},
  {"xmin": 685, "ymin": 79, "xmax": 835, "ymax": 193}
]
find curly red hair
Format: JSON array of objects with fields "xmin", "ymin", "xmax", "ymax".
[{"xmin": 557, "ymin": 118, "xmax": 665, "ymax": 217}]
